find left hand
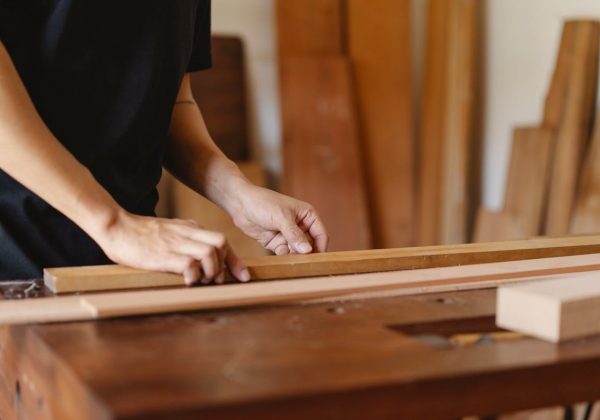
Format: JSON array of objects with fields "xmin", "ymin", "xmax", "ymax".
[{"xmin": 228, "ymin": 184, "xmax": 329, "ymax": 255}]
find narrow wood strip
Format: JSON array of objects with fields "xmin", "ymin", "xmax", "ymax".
[
  {"xmin": 347, "ymin": 0, "xmax": 415, "ymax": 248},
  {"xmin": 0, "ymin": 296, "xmax": 93, "ymax": 324},
  {"xmin": 12, "ymin": 253, "xmax": 600, "ymax": 325},
  {"xmin": 45, "ymin": 235, "xmax": 600, "ymax": 293}
]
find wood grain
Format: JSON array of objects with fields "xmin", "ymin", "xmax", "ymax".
[
  {"xmin": 440, "ymin": 0, "xmax": 482, "ymax": 244},
  {"xmin": 276, "ymin": 0, "xmax": 345, "ymax": 56},
  {"xmin": 279, "ymin": 56, "xmax": 371, "ymax": 251},
  {"xmin": 418, "ymin": 0, "xmax": 450, "ymax": 245},
  {"xmin": 45, "ymin": 235, "xmax": 600, "ymax": 294},
  {"xmin": 544, "ymin": 21, "xmax": 600, "ymax": 235},
  {"xmin": 347, "ymin": 0, "xmax": 415, "ymax": 248},
  {"xmin": 497, "ymin": 272, "xmax": 600, "ymax": 342},
  {"xmin": 190, "ymin": 36, "xmax": 249, "ymax": 161},
  {"xmin": 571, "ymin": 110, "xmax": 600, "ymax": 234},
  {"xmin": 16, "ymin": 253, "xmax": 600, "ymax": 325},
  {"xmin": 473, "ymin": 208, "xmax": 515, "ymax": 243}
]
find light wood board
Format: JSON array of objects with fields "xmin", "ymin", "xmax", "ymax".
[
  {"xmin": 279, "ymin": 56, "xmax": 371, "ymax": 251},
  {"xmin": 571, "ymin": 110, "xmax": 600, "ymax": 234},
  {"xmin": 17, "ymin": 253, "xmax": 600, "ymax": 325},
  {"xmin": 497, "ymin": 272, "xmax": 600, "ymax": 342},
  {"xmin": 347, "ymin": 0, "xmax": 415, "ymax": 248},
  {"xmin": 45, "ymin": 235, "xmax": 600, "ymax": 293},
  {"xmin": 544, "ymin": 21, "xmax": 600, "ymax": 235}
]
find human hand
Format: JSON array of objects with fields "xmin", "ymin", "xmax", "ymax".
[
  {"xmin": 229, "ymin": 184, "xmax": 329, "ymax": 255},
  {"xmin": 95, "ymin": 211, "xmax": 249, "ymax": 285}
]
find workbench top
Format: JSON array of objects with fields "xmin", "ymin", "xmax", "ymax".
[{"xmin": 2, "ymin": 285, "xmax": 600, "ymax": 419}]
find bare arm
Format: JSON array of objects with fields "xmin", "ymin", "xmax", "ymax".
[
  {"xmin": 0, "ymin": 41, "xmax": 245, "ymax": 284},
  {"xmin": 166, "ymin": 75, "xmax": 329, "ymax": 255}
]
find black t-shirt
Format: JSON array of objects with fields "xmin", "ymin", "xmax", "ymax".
[{"xmin": 0, "ymin": 1, "xmax": 212, "ymax": 280}]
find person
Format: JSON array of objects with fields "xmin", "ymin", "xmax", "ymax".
[{"xmin": 0, "ymin": 1, "xmax": 328, "ymax": 284}]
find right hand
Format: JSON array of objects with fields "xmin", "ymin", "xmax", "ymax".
[{"xmin": 94, "ymin": 211, "xmax": 250, "ymax": 285}]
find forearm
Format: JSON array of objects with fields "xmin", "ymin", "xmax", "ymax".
[
  {"xmin": 165, "ymin": 75, "xmax": 250, "ymax": 214},
  {"xmin": 0, "ymin": 40, "xmax": 121, "ymax": 240}
]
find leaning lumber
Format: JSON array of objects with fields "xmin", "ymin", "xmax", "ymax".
[
  {"xmin": 17, "ymin": 253, "xmax": 600, "ymax": 325},
  {"xmin": 45, "ymin": 235, "xmax": 600, "ymax": 293},
  {"xmin": 497, "ymin": 272, "xmax": 600, "ymax": 342}
]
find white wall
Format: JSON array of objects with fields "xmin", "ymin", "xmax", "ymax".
[{"xmin": 212, "ymin": 0, "xmax": 600, "ymax": 207}]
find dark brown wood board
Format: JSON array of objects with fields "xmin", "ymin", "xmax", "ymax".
[
  {"xmin": 544, "ymin": 21, "xmax": 600, "ymax": 235},
  {"xmin": 190, "ymin": 36, "xmax": 249, "ymax": 161},
  {"xmin": 276, "ymin": 0, "xmax": 345, "ymax": 56},
  {"xmin": 279, "ymin": 56, "xmax": 372, "ymax": 251},
  {"xmin": 347, "ymin": 0, "xmax": 415, "ymax": 248},
  {"xmin": 571, "ymin": 110, "xmax": 600, "ymax": 234}
]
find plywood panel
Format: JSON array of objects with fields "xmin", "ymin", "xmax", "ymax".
[
  {"xmin": 279, "ymin": 56, "xmax": 371, "ymax": 251},
  {"xmin": 276, "ymin": 0, "xmax": 345, "ymax": 56},
  {"xmin": 544, "ymin": 21, "xmax": 600, "ymax": 235},
  {"xmin": 347, "ymin": 0, "xmax": 415, "ymax": 248},
  {"xmin": 190, "ymin": 36, "xmax": 249, "ymax": 161},
  {"xmin": 571, "ymin": 108, "xmax": 600, "ymax": 234}
]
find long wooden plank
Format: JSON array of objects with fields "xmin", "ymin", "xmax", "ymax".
[
  {"xmin": 347, "ymin": 0, "xmax": 415, "ymax": 248},
  {"xmin": 440, "ymin": 0, "xmax": 482, "ymax": 244},
  {"xmin": 497, "ymin": 272, "xmax": 600, "ymax": 342},
  {"xmin": 571, "ymin": 110, "xmax": 600, "ymax": 234},
  {"xmin": 544, "ymin": 21, "xmax": 600, "ymax": 235},
  {"xmin": 418, "ymin": 0, "xmax": 451, "ymax": 246},
  {"xmin": 45, "ymin": 235, "xmax": 600, "ymax": 293},
  {"xmin": 16, "ymin": 253, "xmax": 600, "ymax": 325},
  {"xmin": 279, "ymin": 56, "xmax": 371, "ymax": 251},
  {"xmin": 276, "ymin": 0, "xmax": 345, "ymax": 56}
]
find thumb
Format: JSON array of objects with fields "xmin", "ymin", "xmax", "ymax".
[{"xmin": 281, "ymin": 222, "xmax": 312, "ymax": 254}]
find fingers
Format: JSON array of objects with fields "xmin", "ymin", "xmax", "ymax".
[
  {"xmin": 225, "ymin": 244, "xmax": 250, "ymax": 282},
  {"xmin": 280, "ymin": 222, "xmax": 313, "ymax": 254},
  {"xmin": 304, "ymin": 215, "xmax": 329, "ymax": 253}
]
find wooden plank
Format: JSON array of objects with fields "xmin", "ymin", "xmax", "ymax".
[
  {"xmin": 440, "ymin": 0, "xmax": 482, "ymax": 244},
  {"xmin": 45, "ymin": 235, "xmax": 600, "ymax": 294},
  {"xmin": 17, "ymin": 253, "xmax": 600, "ymax": 325},
  {"xmin": 347, "ymin": 0, "xmax": 415, "ymax": 248},
  {"xmin": 171, "ymin": 161, "xmax": 270, "ymax": 257},
  {"xmin": 418, "ymin": 0, "xmax": 451, "ymax": 246},
  {"xmin": 497, "ymin": 273, "xmax": 600, "ymax": 342},
  {"xmin": 503, "ymin": 127, "xmax": 554, "ymax": 237},
  {"xmin": 544, "ymin": 21, "xmax": 600, "ymax": 235},
  {"xmin": 472, "ymin": 208, "xmax": 514, "ymax": 243},
  {"xmin": 190, "ymin": 36, "xmax": 249, "ymax": 161},
  {"xmin": 571, "ymin": 110, "xmax": 600, "ymax": 234},
  {"xmin": 276, "ymin": 0, "xmax": 345, "ymax": 56},
  {"xmin": 279, "ymin": 56, "xmax": 372, "ymax": 251}
]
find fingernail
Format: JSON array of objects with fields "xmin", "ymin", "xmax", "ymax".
[
  {"xmin": 297, "ymin": 242, "xmax": 312, "ymax": 254},
  {"xmin": 240, "ymin": 269, "xmax": 251, "ymax": 282}
]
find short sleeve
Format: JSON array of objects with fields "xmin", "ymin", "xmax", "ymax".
[{"xmin": 187, "ymin": 0, "xmax": 212, "ymax": 72}]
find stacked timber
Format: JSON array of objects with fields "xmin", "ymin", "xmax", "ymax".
[{"xmin": 475, "ymin": 20, "xmax": 600, "ymax": 242}]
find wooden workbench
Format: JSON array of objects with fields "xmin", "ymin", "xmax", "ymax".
[{"xmin": 2, "ymin": 281, "xmax": 600, "ymax": 419}]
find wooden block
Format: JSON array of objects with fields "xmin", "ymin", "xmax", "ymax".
[
  {"xmin": 279, "ymin": 56, "xmax": 372, "ymax": 251},
  {"xmin": 347, "ymin": 0, "xmax": 415, "ymax": 248},
  {"xmin": 45, "ymin": 235, "xmax": 600, "ymax": 294},
  {"xmin": 171, "ymin": 161, "xmax": 270, "ymax": 257},
  {"xmin": 22, "ymin": 252, "xmax": 600, "ymax": 325},
  {"xmin": 503, "ymin": 127, "xmax": 554, "ymax": 237},
  {"xmin": 571, "ymin": 110, "xmax": 600, "ymax": 234},
  {"xmin": 544, "ymin": 21, "xmax": 600, "ymax": 235},
  {"xmin": 418, "ymin": 0, "xmax": 450, "ymax": 246},
  {"xmin": 497, "ymin": 272, "xmax": 600, "ymax": 342},
  {"xmin": 439, "ymin": 0, "xmax": 483, "ymax": 244},
  {"xmin": 190, "ymin": 36, "xmax": 249, "ymax": 161},
  {"xmin": 276, "ymin": 0, "xmax": 345, "ymax": 56}
]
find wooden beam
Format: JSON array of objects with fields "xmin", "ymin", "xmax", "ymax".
[
  {"xmin": 279, "ymin": 56, "xmax": 372, "ymax": 251},
  {"xmin": 497, "ymin": 272, "xmax": 600, "ymax": 342},
  {"xmin": 347, "ymin": 0, "xmax": 415, "ymax": 248},
  {"xmin": 45, "ymin": 235, "xmax": 600, "ymax": 294},
  {"xmin": 17, "ymin": 253, "xmax": 600, "ymax": 325}
]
